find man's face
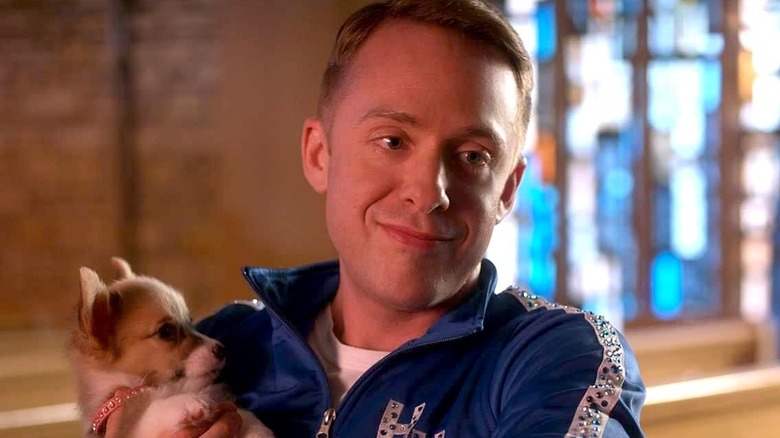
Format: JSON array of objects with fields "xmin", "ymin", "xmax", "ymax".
[{"xmin": 303, "ymin": 20, "xmax": 525, "ymax": 312}]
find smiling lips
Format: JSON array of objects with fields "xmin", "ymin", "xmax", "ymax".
[{"xmin": 380, "ymin": 223, "xmax": 455, "ymax": 249}]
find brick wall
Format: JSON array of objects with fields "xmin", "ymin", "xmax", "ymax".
[
  {"xmin": 0, "ymin": 0, "xmax": 221, "ymax": 329},
  {"xmin": 130, "ymin": 0, "xmax": 222, "ymax": 320}
]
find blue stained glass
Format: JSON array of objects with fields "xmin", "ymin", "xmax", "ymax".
[
  {"xmin": 529, "ymin": 255, "xmax": 556, "ymax": 300},
  {"xmin": 499, "ymin": 0, "xmax": 730, "ymax": 324},
  {"xmin": 707, "ymin": 0, "xmax": 723, "ymax": 30},
  {"xmin": 651, "ymin": 251, "xmax": 684, "ymax": 319},
  {"xmin": 621, "ymin": 0, "xmax": 643, "ymax": 18},
  {"xmin": 513, "ymin": 156, "xmax": 558, "ymax": 300},
  {"xmin": 703, "ymin": 61, "xmax": 721, "ymax": 114},
  {"xmin": 653, "ymin": 187, "xmax": 672, "ymax": 248},
  {"xmin": 596, "ymin": 131, "xmax": 638, "ymax": 321},
  {"xmin": 653, "ymin": 0, "xmax": 679, "ymax": 10},
  {"xmin": 623, "ymin": 292, "xmax": 639, "ymax": 320},
  {"xmin": 670, "ymin": 165, "xmax": 708, "ymax": 259},
  {"xmin": 604, "ymin": 168, "xmax": 634, "ymax": 199},
  {"xmin": 536, "ymin": 2, "xmax": 556, "ymax": 63},
  {"xmin": 566, "ymin": 0, "xmax": 589, "ymax": 34}
]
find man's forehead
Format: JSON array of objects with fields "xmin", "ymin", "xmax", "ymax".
[
  {"xmin": 326, "ymin": 19, "xmax": 522, "ymax": 143},
  {"xmin": 324, "ymin": 21, "xmax": 515, "ymax": 101},
  {"xmin": 348, "ymin": 22, "xmax": 516, "ymax": 95},
  {"xmin": 352, "ymin": 19, "xmax": 504, "ymax": 66}
]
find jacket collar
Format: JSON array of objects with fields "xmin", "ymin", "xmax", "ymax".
[{"xmin": 242, "ymin": 259, "xmax": 498, "ymax": 342}]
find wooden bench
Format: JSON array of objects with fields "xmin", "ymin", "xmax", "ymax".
[
  {"xmin": 626, "ymin": 318, "xmax": 776, "ymax": 386},
  {"xmin": 0, "ymin": 330, "xmax": 79, "ymax": 438},
  {"xmin": 642, "ymin": 365, "xmax": 780, "ymax": 438}
]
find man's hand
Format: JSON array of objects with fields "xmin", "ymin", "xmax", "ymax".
[{"xmin": 105, "ymin": 400, "xmax": 243, "ymax": 438}]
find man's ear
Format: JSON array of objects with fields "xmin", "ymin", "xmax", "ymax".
[
  {"xmin": 301, "ymin": 117, "xmax": 330, "ymax": 194},
  {"xmin": 496, "ymin": 155, "xmax": 527, "ymax": 223}
]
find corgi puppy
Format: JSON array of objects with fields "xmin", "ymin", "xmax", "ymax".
[{"xmin": 69, "ymin": 257, "xmax": 274, "ymax": 438}]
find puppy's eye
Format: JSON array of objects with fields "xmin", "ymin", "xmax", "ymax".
[{"xmin": 157, "ymin": 323, "xmax": 178, "ymax": 342}]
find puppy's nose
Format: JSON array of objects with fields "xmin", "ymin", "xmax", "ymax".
[{"xmin": 212, "ymin": 343, "xmax": 225, "ymax": 361}]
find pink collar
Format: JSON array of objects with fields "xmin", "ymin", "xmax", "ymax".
[{"xmin": 91, "ymin": 385, "xmax": 149, "ymax": 436}]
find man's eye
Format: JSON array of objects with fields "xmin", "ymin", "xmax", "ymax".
[
  {"xmin": 380, "ymin": 136, "xmax": 403, "ymax": 150},
  {"xmin": 460, "ymin": 150, "xmax": 491, "ymax": 166},
  {"xmin": 157, "ymin": 323, "xmax": 178, "ymax": 342}
]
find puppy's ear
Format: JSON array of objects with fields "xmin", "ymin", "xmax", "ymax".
[
  {"xmin": 78, "ymin": 267, "xmax": 119, "ymax": 349},
  {"xmin": 111, "ymin": 257, "xmax": 135, "ymax": 280}
]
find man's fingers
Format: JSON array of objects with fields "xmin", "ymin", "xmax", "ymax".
[
  {"xmin": 213, "ymin": 401, "xmax": 239, "ymax": 414},
  {"xmin": 171, "ymin": 424, "xmax": 211, "ymax": 438}
]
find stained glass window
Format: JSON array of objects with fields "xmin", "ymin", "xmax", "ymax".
[
  {"xmin": 742, "ymin": 0, "xmax": 780, "ymax": 326},
  {"xmin": 491, "ymin": 0, "xmax": 780, "ymax": 329},
  {"xmin": 646, "ymin": 0, "xmax": 724, "ymax": 320},
  {"xmin": 489, "ymin": 0, "xmax": 560, "ymax": 302}
]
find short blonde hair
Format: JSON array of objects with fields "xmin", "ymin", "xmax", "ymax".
[{"xmin": 318, "ymin": 0, "xmax": 534, "ymax": 143}]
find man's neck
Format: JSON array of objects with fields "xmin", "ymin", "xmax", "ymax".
[
  {"xmin": 329, "ymin": 293, "xmax": 443, "ymax": 351},
  {"xmin": 329, "ymin": 280, "xmax": 477, "ymax": 351}
]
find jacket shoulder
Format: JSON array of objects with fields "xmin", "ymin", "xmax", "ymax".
[
  {"xmin": 489, "ymin": 286, "xmax": 646, "ymax": 437},
  {"xmin": 196, "ymin": 300, "xmax": 269, "ymax": 340}
]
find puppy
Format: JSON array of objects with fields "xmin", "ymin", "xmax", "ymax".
[{"xmin": 69, "ymin": 257, "xmax": 274, "ymax": 438}]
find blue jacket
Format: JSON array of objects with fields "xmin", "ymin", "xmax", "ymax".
[{"xmin": 197, "ymin": 259, "xmax": 646, "ymax": 438}]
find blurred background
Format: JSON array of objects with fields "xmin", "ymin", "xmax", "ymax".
[{"xmin": 1, "ymin": 0, "xmax": 779, "ymax": 436}]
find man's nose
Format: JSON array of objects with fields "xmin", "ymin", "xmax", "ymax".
[{"xmin": 401, "ymin": 154, "xmax": 451, "ymax": 214}]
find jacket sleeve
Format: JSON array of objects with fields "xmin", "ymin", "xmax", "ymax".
[
  {"xmin": 196, "ymin": 301, "xmax": 262, "ymax": 339},
  {"xmin": 492, "ymin": 310, "xmax": 646, "ymax": 438}
]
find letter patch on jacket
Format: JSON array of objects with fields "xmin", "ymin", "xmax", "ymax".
[{"xmin": 376, "ymin": 400, "xmax": 445, "ymax": 438}]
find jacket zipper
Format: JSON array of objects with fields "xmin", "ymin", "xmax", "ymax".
[
  {"xmin": 316, "ymin": 408, "xmax": 337, "ymax": 438},
  {"xmin": 246, "ymin": 290, "xmax": 336, "ymax": 437},
  {"xmin": 334, "ymin": 329, "xmax": 482, "ymax": 426},
  {"xmin": 314, "ymin": 331, "xmax": 480, "ymax": 438},
  {"xmin": 250, "ymin": 277, "xmax": 483, "ymax": 438}
]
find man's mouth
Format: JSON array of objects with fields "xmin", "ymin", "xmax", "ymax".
[{"xmin": 380, "ymin": 223, "xmax": 454, "ymax": 249}]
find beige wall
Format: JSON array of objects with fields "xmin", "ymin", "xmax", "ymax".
[
  {"xmin": 214, "ymin": 0, "xmax": 339, "ymax": 303},
  {"xmin": 0, "ymin": 1, "xmax": 122, "ymax": 329},
  {"xmin": 213, "ymin": 0, "xmax": 376, "ymax": 304},
  {"xmin": 0, "ymin": 0, "xmax": 370, "ymax": 329}
]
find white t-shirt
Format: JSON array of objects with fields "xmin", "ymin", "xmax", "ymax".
[{"xmin": 307, "ymin": 305, "xmax": 390, "ymax": 406}]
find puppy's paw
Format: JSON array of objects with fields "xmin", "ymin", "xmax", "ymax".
[
  {"xmin": 241, "ymin": 425, "xmax": 276, "ymax": 438},
  {"xmin": 179, "ymin": 394, "xmax": 220, "ymax": 428},
  {"xmin": 238, "ymin": 409, "xmax": 275, "ymax": 438},
  {"xmin": 134, "ymin": 393, "xmax": 219, "ymax": 436}
]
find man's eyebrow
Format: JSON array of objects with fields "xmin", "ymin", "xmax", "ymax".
[
  {"xmin": 456, "ymin": 125, "xmax": 506, "ymax": 147},
  {"xmin": 355, "ymin": 108, "xmax": 507, "ymax": 147},
  {"xmin": 355, "ymin": 108, "xmax": 419, "ymax": 126}
]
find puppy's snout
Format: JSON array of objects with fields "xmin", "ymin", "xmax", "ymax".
[{"xmin": 211, "ymin": 342, "xmax": 225, "ymax": 361}]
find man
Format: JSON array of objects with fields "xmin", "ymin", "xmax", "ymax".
[{"xmin": 110, "ymin": 0, "xmax": 645, "ymax": 436}]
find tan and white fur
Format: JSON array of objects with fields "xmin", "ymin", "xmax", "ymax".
[{"xmin": 70, "ymin": 257, "xmax": 273, "ymax": 438}]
